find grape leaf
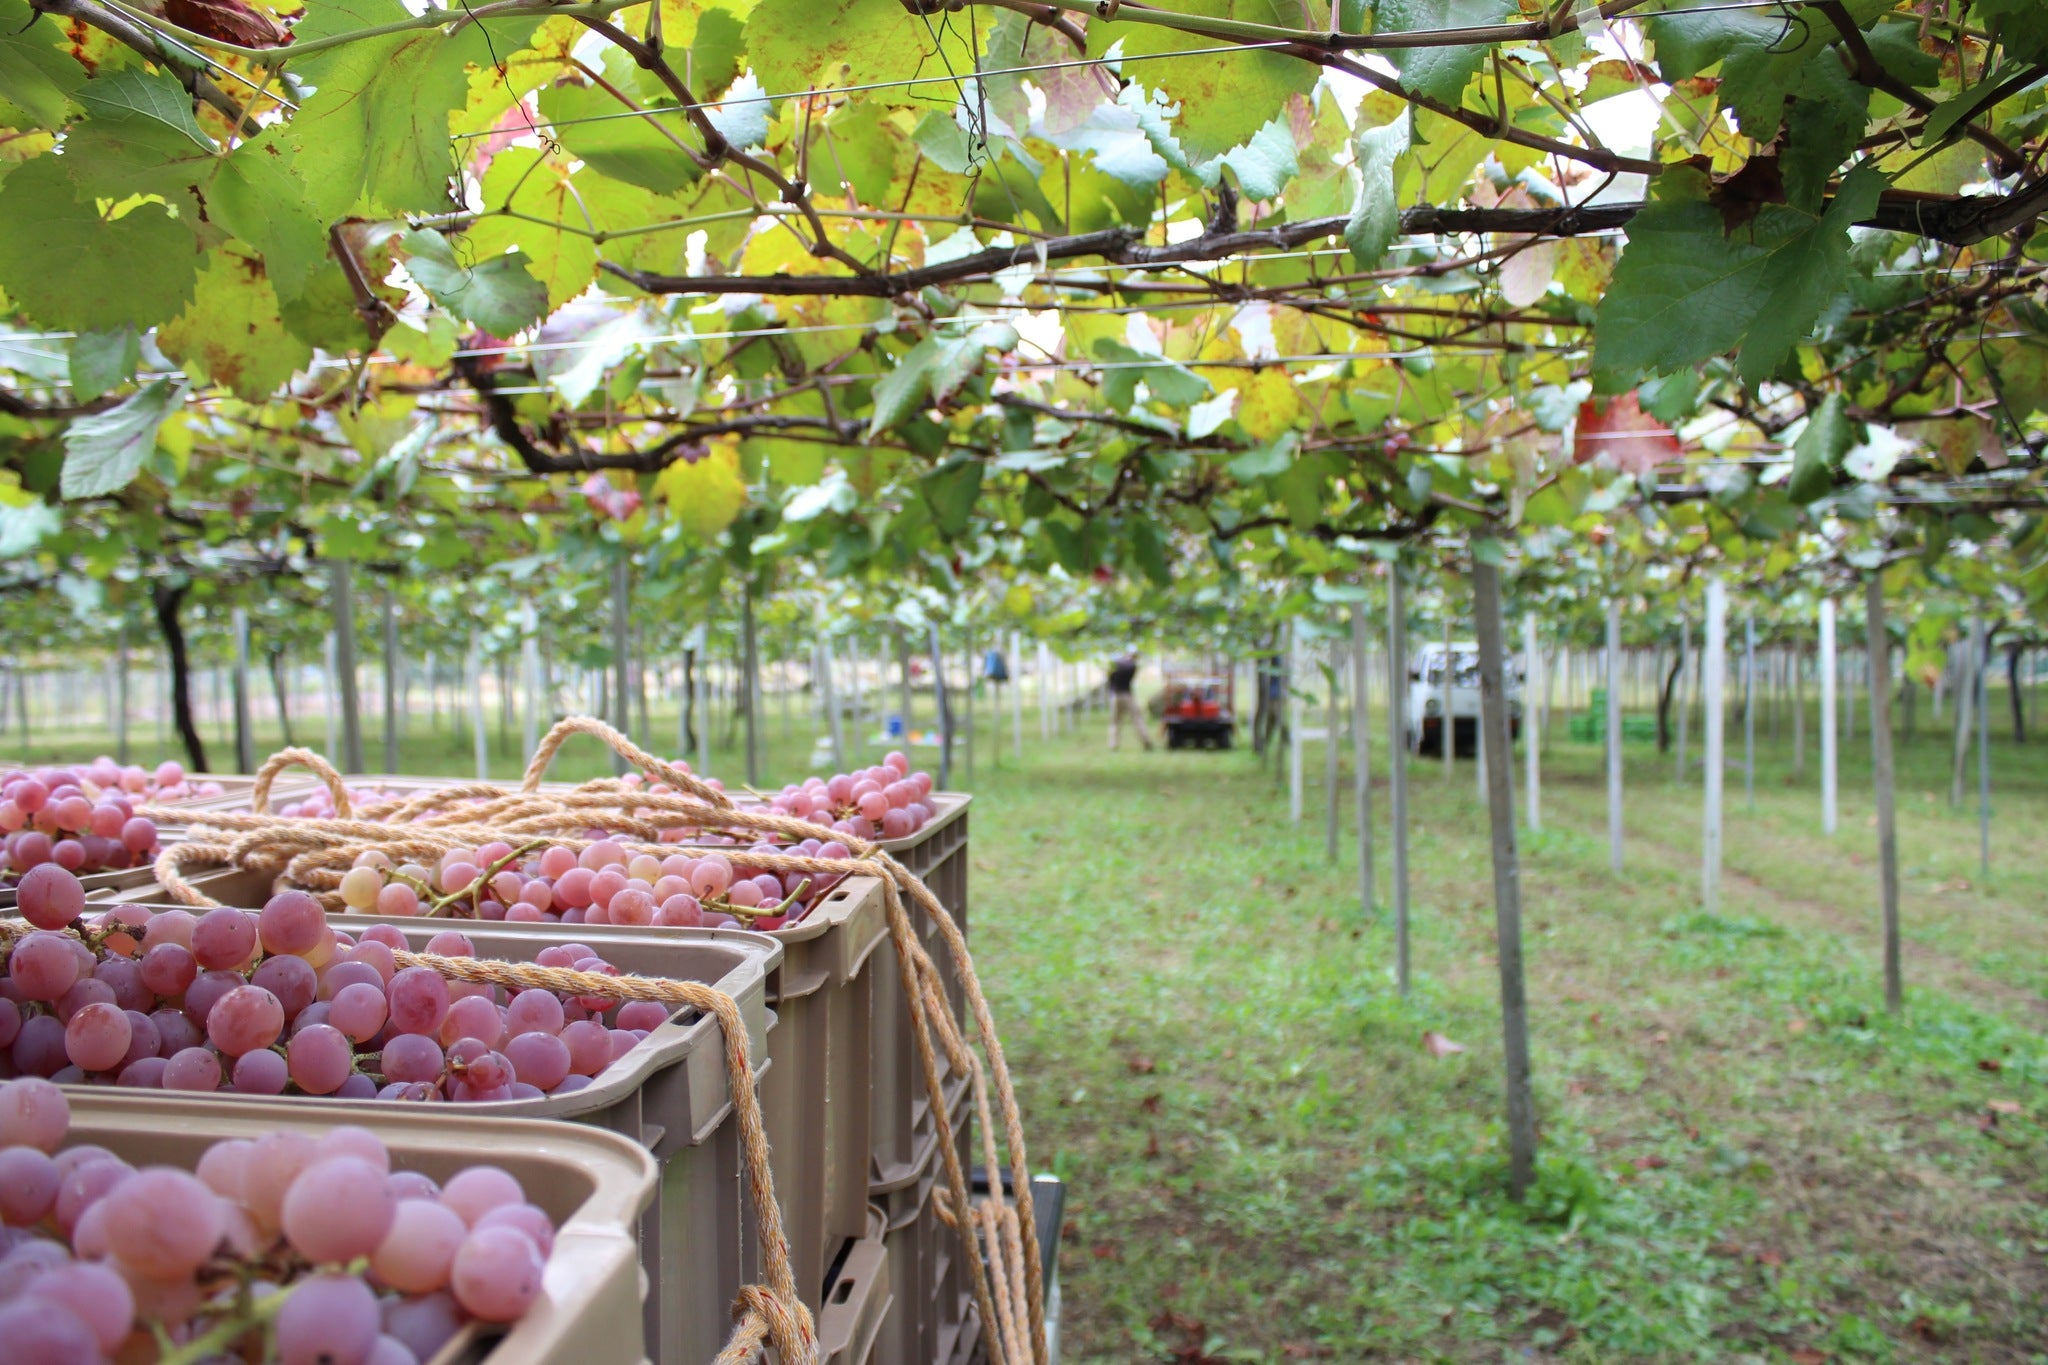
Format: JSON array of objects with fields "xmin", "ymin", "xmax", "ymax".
[
  {"xmin": 654, "ymin": 436, "xmax": 748, "ymax": 537},
  {"xmin": 463, "ymin": 149, "xmax": 601, "ymax": 311},
  {"xmin": 400, "ymin": 228, "xmax": 549, "ymax": 336},
  {"xmin": 61, "ymin": 379, "xmax": 178, "ymax": 498},
  {"xmin": 746, "ymin": 0, "xmax": 981, "ymax": 107},
  {"xmin": 1591, "ymin": 165, "xmax": 1885, "ymax": 391},
  {"xmin": 1643, "ymin": 3, "xmax": 1820, "ymax": 138},
  {"xmin": 1787, "ymin": 392, "xmax": 1854, "ymax": 503},
  {"xmin": 289, "ymin": 0, "xmax": 542, "ymax": 215},
  {"xmin": 156, "ymin": 246, "xmax": 312, "ymax": 403},
  {"xmin": 74, "ymin": 66, "xmax": 212, "ymax": 149},
  {"xmin": 1375, "ymin": 0, "xmax": 1510, "ymax": 106},
  {"xmin": 67, "ymin": 329, "xmax": 138, "ymax": 403},
  {"xmin": 0, "ymin": 157, "xmax": 200, "ymax": 332},
  {"xmin": 1781, "ymin": 54, "xmax": 1869, "ymax": 213},
  {"xmin": 0, "ymin": 0, "xmax": 84, "ymax": 127},
  {"xmin": 540, "ymin": 74, "xmax": 704, "ymax": 195},
  {"xmin": 919, "ymin": 458, "xmax": 983, "ymax": 537},
  {"xmin": 209, "ymin": 131, "xmax": 331, "ymax": 300},
  {"xmin": 1085, "ymin": 1, "xmax": 1316, "ymax": 163},
  {"xmin": 1346, "ymin": 110, "xmax": 1411, "ymax": 270},
  {"xmin": 1973, "ymin": 0, "xmax": 2048, "ymax": 62}
]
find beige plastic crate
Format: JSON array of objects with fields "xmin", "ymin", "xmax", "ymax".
[
  {"xmin": 61, "ymin": 1090, "xmax": 656, "ymax": 1365},
  {"xmin": 816, "ymin": 1204, "xmax": 893, "ymax": 1365},
  {"xmin": 42, "ymin": 907, "xmax": 778, "ymax": 1365}
]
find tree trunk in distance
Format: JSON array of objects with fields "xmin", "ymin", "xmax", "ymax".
[{"xmin": 152, "ymin": 583, "xmax": 208, "ymax": 774}]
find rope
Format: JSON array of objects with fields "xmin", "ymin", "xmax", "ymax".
[
  {"xmin": 129, "ymin": 717, "xmax": 1047, "ymax": 1365},
  {"xmin": 250, "ymin": 747, "xmax": 353, "ymax": 818}
]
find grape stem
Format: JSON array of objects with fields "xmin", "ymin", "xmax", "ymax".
[
  {"xmin": 718, "ymin": 877, "xmax": 810, "ymax": 925},
  {"xmin": 427, "ymin": 839, "xmax": 546, "ymax": 918},
  {"xmin": 154, "ymin": 1279, "xmax": 301, "ymax": 1365}
]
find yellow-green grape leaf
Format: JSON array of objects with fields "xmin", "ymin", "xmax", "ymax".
[
  {"xmin": 540, "ymin": 72, "xmax": 705, "ymax": 195},
  {"xmin": 0, "ymin": 157, "xmax": 200, "ymax": 331},
  {"xmin": 815, "ymin": 100, "xmax": 902, "ymax": 208},
  {"xmin": 399, "ymin": 229, "xmax": 550, "ymax": 337},
  {"xmin": 1089, "ymin": 1, "xmax": 1317, "ymax": 162},
  {"xmin": 465, "ymin": 148, "xmax": 600, "ymax": 310},
  {"xmin": 656, "ymin": 435, "xmax": 749, "ymax": 537},
  {"xmin": 746, "ymin": 0, "xmax": 985, "ymax": 108},
  {"xmin": 289, "ymin": 0, "xmax": 542, "ymax": 215},
  {"xmin": 157, "ymin": 247, "xmax": 312, "ymax": 402},
  {"xmin": 1374, "ymin": 0, "xmax": 1513, "ymax": 106},
  {"xmin": 1235, "ymin": 367, "xmax": 1302, "ymax": 441},
  {"xmin": 0, "ymin": 0, "xmax": 83, "ymax": 127}
]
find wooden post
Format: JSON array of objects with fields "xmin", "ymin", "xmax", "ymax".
[
  {"xmin": 329, "ymin": 563, "xmax": 364, "ymax": 774},
  {"xmin": 930, "ymin": 624, "xmax": 954, "ymax": 789},
  {"xmin": 1675, "ymin": 616, "xmax": 1691, "ymax": 783},
  {"xmin": 1866, "ymin": 575, "xmax": 1901, "ymax": 1013},
  {"xmin": 382, "ymin": 589, "xmax": 399, "ymax": 773},
  {"xmin": 1287, "ymin": 622, "xmax": 1304, "ymax": 822},
  {"xmin": 1743, "ymin": 610, "xmax": 1756, "ymax": 810},
  {"xmin": 1793, "ymin": 640, "xmax": 1806, "ymax": 778},
  {"xmin": 1474, "ymin": 562, "xmax": 1537, "ymax": 1202},
  {"xmin": 1351, "ymin": 601, "xmax": 1375, "ymax": 911},
  {"xmin": 611, "ymin": 559, "xmax": 632, "ymax": 773},
  {"xmin": 1949, "ymin": 638, "xmax": 1974, "ymax": 808},
  {"xmin": 1702, "ymin": 580, "xmax": 1727, "ymax": 912},
  {"xmin": 1441, "ymin": 613, "xmax": 1454, "ymax": 776},
  {"xmin": 741, "ymin": 583, "xmax": 761, "ymax": 787},
  {"xmin": 231, "ymin": 608, "xmax": 254, "ymax": 774},
  {"xmin": 1037, "ymin": 641, "xmax": 1052, "ymax": 742},
  {"xmin": 1523, "ymin": 611, "xmax": 1540, "ymax": 832},
  {"xmin": 1975, "ymin": 617, "xmax": 1991, "ymax": 880},
  {"xmin": 1820, "ymin": 599, "xmax": 1838, "ymax": 834},
  {"xmin": 468, "ymin": 640, "xmax": 488, "ymax": 779},
  {"xmin": 1325, "ymin": 643, "xmax": 1341, "ymax": 862},
  {"xmin": 1606, "ymin": 598, "xmax": 1623, "ymax": 872},
  {"xmin": 323, "ymin": 634, "xmax": 339, "ymax": 762},
  {"xmin": 1387, "ymin": 575, "xmax": 1411, "ymax": 995},
  {"xmin": 818, "ymin": 636, "xmax": 845, "ymax": 769}
]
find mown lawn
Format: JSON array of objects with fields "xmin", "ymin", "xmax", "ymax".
[{"xmin": 13, "ymin": 688, "xmax": 2047, "ymax": 1362}]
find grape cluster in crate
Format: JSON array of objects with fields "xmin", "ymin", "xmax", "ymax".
[{"xmin": 0, "ymin": 1076, "xmax": 562, "ymax": 1364}]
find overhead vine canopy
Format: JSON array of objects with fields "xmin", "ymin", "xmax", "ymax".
[{"xmin": 1, "ymin": 0, "xmax": 2045, "ymax": 603}]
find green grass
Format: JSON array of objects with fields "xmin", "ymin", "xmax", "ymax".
[{"xmin": 11, "ymin": 690, "xmax": 2048, "ymax": 1362}]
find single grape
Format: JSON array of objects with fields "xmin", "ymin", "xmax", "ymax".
[
  {"xmin": 14, "ymin": 863, "xmax": 84, "ymax": 930},
  {"xmin": 242, "ymin": 1130, "xmax": 319, "ymax": 1230},
  {"xmin": 190, "ymin": 906, "xmax": 258, "ymax": 971},
  {"xmin": 475, "ymin": 1201, "xmax": 556, "ymax": 1258},
  {"xmin": 100, "ymin": 1167, "xmax": 223, "ymax": 1278},
  {"xmin": 380, "ymin": 1032, "xmax": 445, "ymax": 1086},
  {"xmin": 386, "ymin": 967, "xmax": 450, "ymax": 1036},
  {"xmin": 450, "ymin": 1224, "xmax": 545, "ymax": 1321},
  {"xmin": 258, "ymin": 891, "xmax": 326, "ymax": 957},
  {"xmin": 281, "ymin": 1157, "xmax": 396, "ymax": 1264},
  {"xmin": 0, "ymin": 1147, "xmax": 60, "ymax": 1225},
  {"xmin": 370, "ymin": 1197, "xmax": 468, "ymax": 1293},
  {"xmin": 24, "ymin": 1260, "xmax": 134, "ymax": 1352},
  {"xmin": 329, "ymin": 982, "xmax": 389, "ymax": 1043},
  {"xmin": 340, "ymin": 865, "xmax": 384, "ymax": 910},
  {"xmin": 195, "ymin": 1137, "xmax": 254, "ymax": 1199},
  {"xmin": 504, "ymin": 1032, "xmax": 571, "ymax": 1091},
  {"xmin": 233, "ymin": 1047, "xmax": 289, "ymax": 1095},
  {"xmin": 438, "ymin": 1165, "xmax": 523, "ymax": 1226},
  {"xmin": 139, "ymin": 941, "xmax": 198, "ymax": 998},
  {"xmin": 206, "ymin": 985, "xmax": 286, "ymax": 1056},
  {"xmin": 250, "ymin": 953, "xmax": 318, "ymax": 1020},
  {"xmin": 382, "ymin": 1290, "xmax": 464, "ymax": 1361},
  {"xmin": 275, "ymin": 1272, "xmax": 381, "ymax": 1365},
  {"xmin": 287, "ymin": 1024, "xmax": 353, "ymax": 1094},
  {"xmin": 8, "ymin": 932, "xmax": 80, "ymax": 1002},
  {"xmin": 0, "ymin": 1299, "xmax": 101, "ymax": 1365},
  {"xmin": 63, "ymin": 1001, "xmax": 131, "ymax": 1072},
  {"xmin": 161, "ymin": 1046, "xmax": 222, "ymax": 1092},
  {"xmin": 0, "ymin": 1076, "xmax": 67, "ymax": 1151},
  {"xmin": 504, "ymin": 989, "xmax": 563, "ymax": 1038}
]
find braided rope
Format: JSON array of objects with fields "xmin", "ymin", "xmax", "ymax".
[
  {"xmin": 127, "ymin": 717, "xmax": 1046, "ymax": 1365},
  {"xmin": 250, "ymin": 747, "xmax": 353, "ymax": 818}
]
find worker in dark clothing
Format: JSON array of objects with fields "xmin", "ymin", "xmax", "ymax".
[{"xmin": 1108, "ymin": 653, "xmax": 1152, "ymax": 751}]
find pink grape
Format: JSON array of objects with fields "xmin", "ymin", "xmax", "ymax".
[
  {"xmin": 450, "ymin": 1224, "xmax": 545, "ymax": 1321},
  {"xmin": 250, "ymin": 953, "xmax": 318, "ymax": 1018},
  {"xmin": 287, "ymin": 1024, "xmax": 353, "ymax": 1094},
  {"xmin": 15, "ymin": 863, "xmax": 84, "ymax": 930},
  {"xmin": 233, "ymin": 1048, "xmax": 290, "ymax": 1095},
  {"xmin": 438, "ymin": 1165, "xmax": 522, "ymax": 1226},
  {"xmin": 101, "ymin": 1167, "xmax": 223, "ymax": 1277},
  {"xmin": 387, "ymin": 968, "xmax": 450, "ymax": 1036},
  {"xmin": 376, "ymin": 881, "xmax": 421, "ymax": 916},
  {"xmin": 163, "ymin": 1046, "xmax": 223, "ymax": 1091},
  {"xmin": 8, "ymin": 932, "xmax": 79, "ymax": 1002},
  {"xmin": 0, "ymin": 1076, "xmax": 67, "ymax": 1151},
  {"xmin": 191, "ymin": 907, "xmax": 257, "ymax": 970},
  {"xmin": 244, "ymin": 1131, "xmax": 318, "ymax": 1229},
  {"xmin": 370, "ymin": 1198, "xmax": 467, "ymax": 1293},
  {"xmin": 381, "ymin": 1032, "xmax": 445, "ymax": 1085},
  {"xmin": 24, "ymin": 1260, "xmax": 134, "ymax": 1352},
  {"xmin": 0, "ymin": 1299, "xmax": 101, "ymax": 1365},
  {"xmin": 0, "ymin": 1148, "xmax": 60, "ymax": 1224},
  {"xmin": 259, "ymin": 891, "xmax": 326, "ymax": 956},
  {"xmin": 63, "ymin": 1001, "xmax": 131, "ymax": 1072},
  {"xmin": 207, "ymin": 985, "xmax": 285, "ymax": 1056},
  {"xmin": 275, "ymin": 1273, "xmax": 381, "ymax": 1365},
  {"xmin": 330, "ymin": 982, "xmax": 389, "ymax": 1042},
  {"xmin": 505, "ymin": 1032, "xmax": 570, "ymax": 1090},
  {"xmin": 282, "ymin": 1157, "xmax": 396, "ymax": 1264}
]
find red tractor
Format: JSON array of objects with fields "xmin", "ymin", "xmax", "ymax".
[{"xmin": 1161, "ymin": 671, "xmax": 1234, "ymax": 749}]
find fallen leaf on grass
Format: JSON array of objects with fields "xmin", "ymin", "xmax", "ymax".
[
  {"xmin": 1423, "ymin": 1031, "xmax": 1467, "ymax": 1057},
  {"xmin": 1281, "ymin": 1344, "xmax": 1332, "ymax": 1359},
  {"xmin": 1144, "ymin": 1132, "xmax": 1161, "ymax": 1160},
  {"xmin": 1651, "ymin": 1030, "xmax": 1671, "ymax": 1045},
  {"xmin": 1139, "ymin": 1092, "xmax": 1162, "ymax": 1115},
  {"xmin": 1631, "ymin": 1155, "xmax": 1669, "ymax": 1170},
  {"xmin": 1787, "ymin": 1017, "xmax": 1810, "ymax": 1034},
  {"xmin": 1977, "ymin": 1058, "xmax": 2003, "ymax": 1072},
  {"xmin": 1987, "ymin": 1099, "xmax": 2022, "ymax": 1115},
  {"xmin": 1788, "ymin": 1350, "xmax": 1828, "ymax": 1365},
  {"xmin": 1127, "ymin": 1054, "xmax": 1156, "ymax": 1074},
  {"xmin": 1757, "ymin": 1249, "xmax": 1786, "ymax": 1267}
]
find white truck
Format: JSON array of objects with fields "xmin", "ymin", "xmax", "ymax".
[{"xmin": 1406, "ymin": 642, "xmax": 1522, "ymax": 757}]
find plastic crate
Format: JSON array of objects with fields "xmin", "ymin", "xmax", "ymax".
[
  {"xmin": 38, "ymin": 907, "xmax": 779, "ymax": 1365},
  {"xmin": 817, "ymin": 1204, "xmax": 895, "ymax": 1365},
  {"xmin": 59, "ymin": 1090, "xmax": 656, "ymax": 1365},
  {"xmin": 954, "ymin": 1170, "xmax": 1066, "ymax": 1365}
]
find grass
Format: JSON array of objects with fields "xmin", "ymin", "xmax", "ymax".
[{"xmin": 10, "ymin": 688, "xmax": 2048, "ymax": 1362}]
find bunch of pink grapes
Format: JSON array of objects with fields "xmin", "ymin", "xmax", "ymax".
[
  {"xmin": 0, "ymin": 1076, "xmax": 559, "ymax": 1363},
  {"xmin": 757, "ymin": 750, "xmax": 936, "ymax": 842},
  {"xmin": 0, "ymin": 766, "xmax": 164, "ymax": 881},
  {"xmin": 333, "ymin": 836, "xmax": 848, "ymax": 930},
  {"xmin": 5, "ymin": 867, "xmax": 672, "ymax": 1102}
]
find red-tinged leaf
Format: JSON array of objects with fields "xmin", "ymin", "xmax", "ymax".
[
  {"xmin": 1138, "ymin": 1092, "xmax": 1162, "ymax": 1115},
  {"xmin": 1987, "ymin": 1099, "xmax": 2022, "ymax": 1115},
  {"xmin": 1976, "ymin": 1058, "xmax": 2003, "ymax": 1072},
  {"xmin": 1631, "ymin": 1154, "xmax": 1668, "ymax": 1170},
  {"xmin": 1423, "ymin": 1031, "xmax": 1466, "ymax": 1058},
  {"xmin": 1143, "ymin": 1131, "xmax": 1161, "ymax": 1160},
  {"xmin": 1757, "ymin": 1249, "xmax": 1786, "ymax": 1267},
  {"xmin": 472, "ymin": 98, "xmax": 539, "ymax": 179},
  {"xmin": 162, "ymin": 0, "xmax": 292, "ymax": 48},
  {"xmin": 1573, "ymin": 391, "xmax": 1681, "ymax": 475},
  {"xmin": 1788, "ymin": 1350, "xmax": 1826, "ymax": 1365},
  {"xmin": 1126, "ymin": 1053, "xmax": 1156, "ymax": 1074}
]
